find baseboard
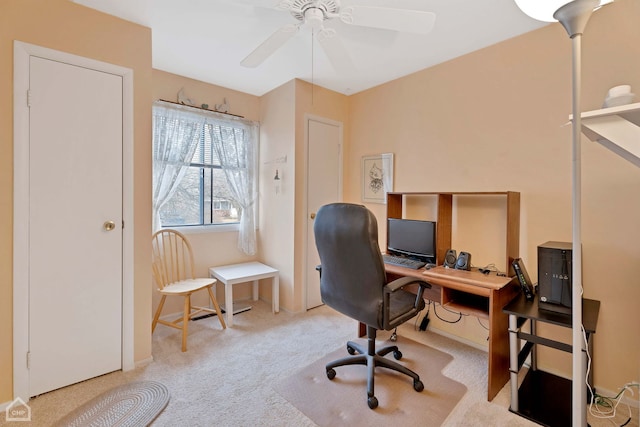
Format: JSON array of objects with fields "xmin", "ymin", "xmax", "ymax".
[
  {"xmin": 427, "ymin": 327, "xmax": 489, "ymax": 353},
  {"xmin": 135, "ymin": 356, "xmax": 154, "ymax": 369},
  {"xmin": 157, "ymin": 297, "xmax": 255, "ymax": 322}
]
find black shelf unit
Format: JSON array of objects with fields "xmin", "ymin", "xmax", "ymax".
[{"xmin": 503, "ymin": 294, "xmax": 600, "ymax": 426}]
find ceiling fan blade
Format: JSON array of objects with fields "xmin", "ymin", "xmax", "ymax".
[
  {"xmin": 317, "ymin": 28, "xmax": 356, "ymax": 75},
  {"xmin": 339, "ymin": 6, "xmax": 436, "ymax": 35},
  {"xmin": 241, "ymin": 24, "xmax": 300, "ymax": 68}
]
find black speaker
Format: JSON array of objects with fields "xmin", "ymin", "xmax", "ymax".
[
  {"xmin": 443, "ymin": 249, "xmax": 457, "ymax": 268},
  {"xmin": 455, "ymin": 251, "xmax": 471, "ymax": 270},
  {"xmin": 538, "ymin": 241, "xmax": 572, "ymax": 315}
]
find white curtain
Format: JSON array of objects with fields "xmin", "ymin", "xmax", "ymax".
[
  {"xmin": 152, "ymin": 103, "xmax": 202, "ymax": 231},
  {"xmin": 207, "ymin": 120, "xmax": 258, "ymax": 255}
]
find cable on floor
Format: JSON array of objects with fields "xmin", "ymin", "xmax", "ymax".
[{"xmin": 584, "ymin": 325, "xmax": 639, "ymax": 425}]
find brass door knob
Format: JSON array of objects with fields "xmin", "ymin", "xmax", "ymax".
[
  {"xmin": 310, "ymin": 212, "xmax": 316, "ymax": 219},
  {"xmin": 103, "ymin": 221, "xmax": 116, "ymax": 231}
]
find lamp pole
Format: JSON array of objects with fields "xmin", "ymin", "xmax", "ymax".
[{"xmin": 553, "ymin": 1, "xmax": 598, "ymax": 425}]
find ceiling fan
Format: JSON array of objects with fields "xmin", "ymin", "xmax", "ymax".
[{"xmin": 240, "ymin": 0, "xmax": 436, "ymax": 74}]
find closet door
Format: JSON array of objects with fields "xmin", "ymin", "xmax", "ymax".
[{"xmin": 27, "ymin": 55, "xmax": 123, "ymax": 396}]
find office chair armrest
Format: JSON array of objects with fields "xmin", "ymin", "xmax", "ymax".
[
  {"xmin": 383, "ymin": 277, "xmax": 431, "ymax": 328},
  {"xmin": 384, "ymin": 276, "xmax": 431, "ymax": 304},
  {"xmin": 384, "ymin": 276, "xmax": 431, "ymax": 294}
]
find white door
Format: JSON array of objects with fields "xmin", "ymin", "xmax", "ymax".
[
  {"xmin": 306, "ymin": 116, "xmax": 342, "ymax": 309},
  {"xmin": 27, "ymin": 56, "xmax": 123, "ymax": 396}
]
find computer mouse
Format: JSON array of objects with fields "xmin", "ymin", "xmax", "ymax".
[{"xmin": 425, "ymin": 263, "xmax": 436, "ymax": 270}]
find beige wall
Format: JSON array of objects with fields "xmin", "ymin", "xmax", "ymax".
[
  {"xmin": 0, "ymin": 0, "xmax": 153, "ymax": 402},
  {"xmin": 345, "ymin": 0, "xmax": 640, "ymax": 393},
  {"xmin": 259, "ymin": 81, "xmax": 297, "ymax": 309},
  {"xmin": 258, "ymin": 80, "xmax": 349, "ymax": 313}
]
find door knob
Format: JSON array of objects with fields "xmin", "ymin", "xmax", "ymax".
[
  {"xmin": 103, "ymin": 220, "xmax": 116, "ymax": 231},
  {"xmin": 310, "ymin": 212, "xmax": 316, "ymax": 219}
]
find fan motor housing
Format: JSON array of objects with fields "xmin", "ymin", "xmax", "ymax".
[{"xmin": 290, "ymin": 0, "xmax": 339, "ymax": 21}]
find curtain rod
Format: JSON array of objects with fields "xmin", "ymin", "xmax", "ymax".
[{"xmin": 157, "ymin": 99, "xmax": 245, "ymax": 119}]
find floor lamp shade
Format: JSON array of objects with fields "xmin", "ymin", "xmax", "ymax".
[{"xmin": 515, "ymin": 0, "xmax": 613, "ymax": 23}]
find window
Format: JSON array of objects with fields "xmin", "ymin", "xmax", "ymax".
[
  {"xmin": 152, "ymin": 101, "xmax": 259, "ymax": 254},
  {"xmin": 159, "ymin": 128, "xmax": 241, "ymax": 227}
]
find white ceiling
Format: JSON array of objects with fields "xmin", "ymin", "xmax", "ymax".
[{"xmin": 73, "ymin": 0, "xmax": 547, "ymax": 96}]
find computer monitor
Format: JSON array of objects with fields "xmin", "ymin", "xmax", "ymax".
[{"xmin": 386, "ymin": 218, "xmax": 436, "ymax": 263}]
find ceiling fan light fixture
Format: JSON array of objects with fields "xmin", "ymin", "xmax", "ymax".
[
  {"xmin": 304, "ymin": 8, "xmax": 325, "ymax": 31},
  {"xmin": 289, "ymin": 0, "xmax": 339, "ymax": 21}
]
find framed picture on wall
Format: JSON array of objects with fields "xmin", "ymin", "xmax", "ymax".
[{"xmin": 361, "ymin": 153, "xmax": 394, "ymax": 204}]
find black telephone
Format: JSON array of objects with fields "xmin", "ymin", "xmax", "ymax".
[{"xmin": 512, "ymin": 258, "xmax": 535, "ymax": 301}]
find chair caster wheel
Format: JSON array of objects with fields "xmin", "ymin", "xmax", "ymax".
[
  {"xmin": 367, "ymin": 396, "xmax": 378, "ymax": 409},
  {"xmin": 326, "ymin": 368, "xmax": 336, "ymax": 380},
  {"xmin": 393, "ymin": 350, "xmax": 402, "ymax": 360},
  {"xmin": 414, "ymin": 379, "xmax": 424, "ymax": 392},
  {"xmin": 347, "ymin": 345, "xmax": 356, "ymax": 355}
]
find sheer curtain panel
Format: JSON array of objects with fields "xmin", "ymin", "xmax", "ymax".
[
  {"xmin": 208, "ymin": 120, "xmax": 258, "ymax": 255},
  {"xmin": 152, "ymin": 103, "xmax": 202, "ymax": 231}
]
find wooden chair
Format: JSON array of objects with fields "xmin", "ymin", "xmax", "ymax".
[{"xmin": 151, "ymin": 229, "xmax": 226, "ymax": 351}]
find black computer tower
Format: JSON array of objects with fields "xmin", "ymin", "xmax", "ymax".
[{"xmin": 538, "ymin": 241, "xmax": 573, "ymax": 315}]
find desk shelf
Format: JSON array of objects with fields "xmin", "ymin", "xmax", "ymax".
[
  {"xmin": 512, "ymin": 369, "xmax": 572, "ymax": 427},
  {"xmin": 442, "ymin": 289, "xmax": 490, "ymax": 319}
]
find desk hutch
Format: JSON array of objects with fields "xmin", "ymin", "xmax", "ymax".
[{"xmin": 386, "ymin": 191, "xmax": 521, "ymax": 272}]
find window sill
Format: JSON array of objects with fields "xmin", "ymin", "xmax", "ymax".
[{"xmin": 165, "ymin": 224, "xmax": 240, "ymax": 234}]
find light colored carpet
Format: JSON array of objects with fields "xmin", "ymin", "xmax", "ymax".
[
  {"xmin": 274, "ymin": 337, "xmax": 467, "ymax": 427},
  {"xmin": 2, "ymin": 300, "xmax": 635, "ymax": 426},
  {"xmin": 52, "ymin": 381, "xmax": 169, "ymax": 427}
]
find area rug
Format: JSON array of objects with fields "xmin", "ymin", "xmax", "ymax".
[
  {"xmin": 273, "ymin": 337, "xmax": 467, "ymax": 427},
  {"xmin": 52, "ymin": 381, "xmax": 169, "ymax": 427}
]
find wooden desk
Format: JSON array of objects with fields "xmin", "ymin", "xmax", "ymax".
[{"xmin": 384, "ymin": 264, "xmax": 520, "ymax": 401}]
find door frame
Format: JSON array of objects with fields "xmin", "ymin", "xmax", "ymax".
[
  {"xmin": 12, "ymin": 41, "xmax": 135, "ymax": 401},
  {"xmin": 302, "ymin": 114, "xmax": 343, "ymax": 310}
]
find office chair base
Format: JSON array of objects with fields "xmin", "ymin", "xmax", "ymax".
[{"xmin": 325, "ymin": 329, "xmax": 423, "ymax": 409}]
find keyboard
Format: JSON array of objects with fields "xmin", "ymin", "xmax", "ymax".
[{"xmin": 383, "ymin": 254, "xmax": 426, "ymax": 270}]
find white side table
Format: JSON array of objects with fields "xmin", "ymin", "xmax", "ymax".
[{"xmin": 209, "ymin": 262, "xmax": 279, "ymax": 327}]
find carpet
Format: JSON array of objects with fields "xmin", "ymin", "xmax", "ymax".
[
  {"xmin": 52, "ymin": 381, "xmax": 169, "ymax": 427},
  {"xmin": 273, "ymin": 337, "xmax": 467, "ymax": 427}
]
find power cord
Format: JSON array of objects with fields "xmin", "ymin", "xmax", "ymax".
[
  {"xmin": 478, "ymin": 263, "xmax": 507, "ymax": 276},
  {"xmin": 583, "ymin": 325, "xmax": 639, "ymax": 425},
  {"xmin": 415, "ymin": 302, "xmax": 431, "ymax": 331},
  {"xmin": 433, "ymin": 302, "xmax": 467, "ymax": 324},
  {"xmin": 476, "ymin": 317, "xmax": 489, "ymax": 331}
]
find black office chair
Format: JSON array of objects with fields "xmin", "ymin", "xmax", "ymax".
[{"xmin": 314, "ymin": 203, "xmax": 431, "ymax": 409}]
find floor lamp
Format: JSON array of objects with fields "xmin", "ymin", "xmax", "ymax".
[{"xmin": 513, "ymin": 1, "xmax": 612, "ymax": 426}]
